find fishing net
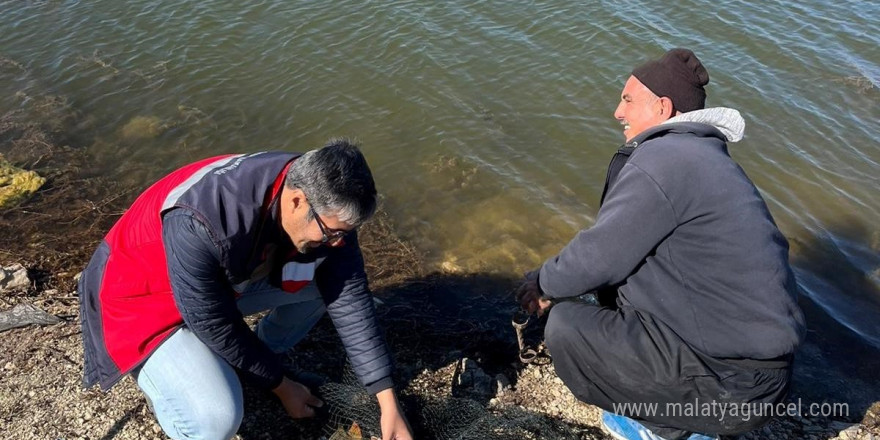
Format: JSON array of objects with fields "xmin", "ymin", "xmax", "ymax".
[
  {"xmin": 319, "ymin": 368, "xmax": 584, "ymax": 440},
  {"xmin": 420, "ymin": 397, "xmax": 583, "ymax": 440},
  {"xmin": 321, "ymin": 371, "xmax": 381, "ymax": 440}
]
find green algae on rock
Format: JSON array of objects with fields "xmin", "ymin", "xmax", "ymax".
[{"xmin": 0, "ymin": 155, "xmax": 45, "ymax": 208}]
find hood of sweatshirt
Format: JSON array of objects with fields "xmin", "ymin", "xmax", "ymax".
[{"xmin": 661, "ymin": 107, "xmax": 745, "ymax": 142}]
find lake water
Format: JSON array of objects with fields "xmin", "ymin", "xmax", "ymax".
[{"xmin": 2, "ymin": 0, "xmax": 878, "ymax": 347}]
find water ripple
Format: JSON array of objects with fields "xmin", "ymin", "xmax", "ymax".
[{"xmin": 2, "ymin": 0, "xmax": 878, "ymax": 344}]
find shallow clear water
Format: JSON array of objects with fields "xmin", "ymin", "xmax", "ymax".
[{"xmin": 2, "ymin": 0, "xmax": 878, "ymax": 346}]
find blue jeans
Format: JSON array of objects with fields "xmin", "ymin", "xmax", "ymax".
[{"xmin": 135, "ymin": 279, "xmax": 326, "ymax": 440}]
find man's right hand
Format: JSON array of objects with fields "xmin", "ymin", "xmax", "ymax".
[
  {"xmin": 515, "ymin": 279, "xmax": 553, "ymax": 316},
  {"xmin": 272, "ymin": 377, "xmax": 324, "ymax": 418}
]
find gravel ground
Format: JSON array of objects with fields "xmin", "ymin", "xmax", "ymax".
[{"xmin": 1, "ymin": 281, "xmax": 878, "ymax": 440}]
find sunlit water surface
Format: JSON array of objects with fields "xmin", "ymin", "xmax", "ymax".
[{"xmin": 2, "ymin": 0, "xmax": 878, "ymax": 347}]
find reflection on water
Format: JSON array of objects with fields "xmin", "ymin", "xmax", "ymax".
[
  {"xmin": 791, "ymin": 221, "xmax": 880, "ymax": 348},
  {"xmin": 1, "ymin": 0, "xmax": 878, "ymax": 346}
]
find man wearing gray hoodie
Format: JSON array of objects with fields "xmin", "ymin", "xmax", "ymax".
[{"xmin": 516, "ymin": 49, "xmax": 805, "ymax": 440}]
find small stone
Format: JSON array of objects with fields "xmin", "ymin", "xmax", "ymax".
[
  {"xmin": 441, "ymin": 260, "xmax": 462, "ymax": 273},
  {"xmin": 840, "ymin": 425, "xmax": 862, "ymax": 439},
  {"xmin": 0, "ymin": 263, "xmax": 30, "ymax": 291},
  {"xmin": 4, "ymin": 362, "xmax": 14, "ymax": 370},
  {"xmin": 494, "ymin": 373, "xmax": 511, "ymax": 391}
]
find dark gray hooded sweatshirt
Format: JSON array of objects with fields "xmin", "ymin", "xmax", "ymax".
[{"xmin": 538, "ymin": 108, "xmax": 805, "ymax": 360}]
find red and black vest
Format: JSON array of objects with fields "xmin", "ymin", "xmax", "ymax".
[{"xmin": 79, "ymin": 152, "xmax": 315, "ymax": 390}]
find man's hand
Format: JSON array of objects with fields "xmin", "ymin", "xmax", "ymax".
[
  {"xmin": 272, "ymin": 377, "xmax": 323, "ymax": 418},
  {"xmin": 515, "ymin": 280, "xmax": 552, "ymax": 316},
  {"xmin": 377, "ymin": 388, "xmax": 413, "ymax": 440}
]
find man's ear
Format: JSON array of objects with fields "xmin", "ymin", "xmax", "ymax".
[
  {"xmin": 657, "ymin": 96, "xmax": 675, "ymax": 118},
  {"xmin": 286, "ymin": 187, "xmax": 306, "ymax": 211}
]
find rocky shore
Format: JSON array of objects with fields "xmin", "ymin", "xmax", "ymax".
[{"xmin": 2, "ymin": 247, "xmax": 879, "ymax": 440}]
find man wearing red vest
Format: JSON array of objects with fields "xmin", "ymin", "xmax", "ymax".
[{"xmin": 79, "ymin": 139, "xmax": 412, "ymax": 439}]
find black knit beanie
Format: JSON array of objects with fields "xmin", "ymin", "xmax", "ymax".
[{"xmin": 632, "ymin": 48, "xmax": 709, "ymax": 113}]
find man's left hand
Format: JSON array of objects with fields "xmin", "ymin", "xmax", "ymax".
[
  {"xmin": 380, "ymin": 410, "xmax": 412, "ymax": 440},
  {"xmin": 376, "ymin": 388, "xmax": 413, "ymax": 440}
]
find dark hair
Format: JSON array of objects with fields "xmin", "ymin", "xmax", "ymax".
[{"xmin": 284, "ymin": 138, "xmax": 377, "ymax": 225}]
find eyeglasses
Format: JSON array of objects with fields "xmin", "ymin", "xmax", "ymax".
[{"xmin": 309, "ymin": 205, "xmax": 349, "ymax": 244}]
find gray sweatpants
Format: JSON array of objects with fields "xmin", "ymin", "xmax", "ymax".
[{"xmin": 544, "ymin": 301, "xmax": 792, "ymax": 438}]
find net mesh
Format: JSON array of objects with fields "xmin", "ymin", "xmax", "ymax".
[
  {"xmin": 319, "ymin": 368, "xmax": 584, "ymax": 440},
  {"xmin": 420, "ymin": 397, "xmax": 582, "ymax": 440}
]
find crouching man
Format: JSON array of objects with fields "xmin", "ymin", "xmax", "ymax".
[
  {"xmin": 79, "ymin": 139, "xmax": 412, "ymax": 440},
  {"xmin": 516, "ymin": 49, "xmax": 805, "ymax": 440}
]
